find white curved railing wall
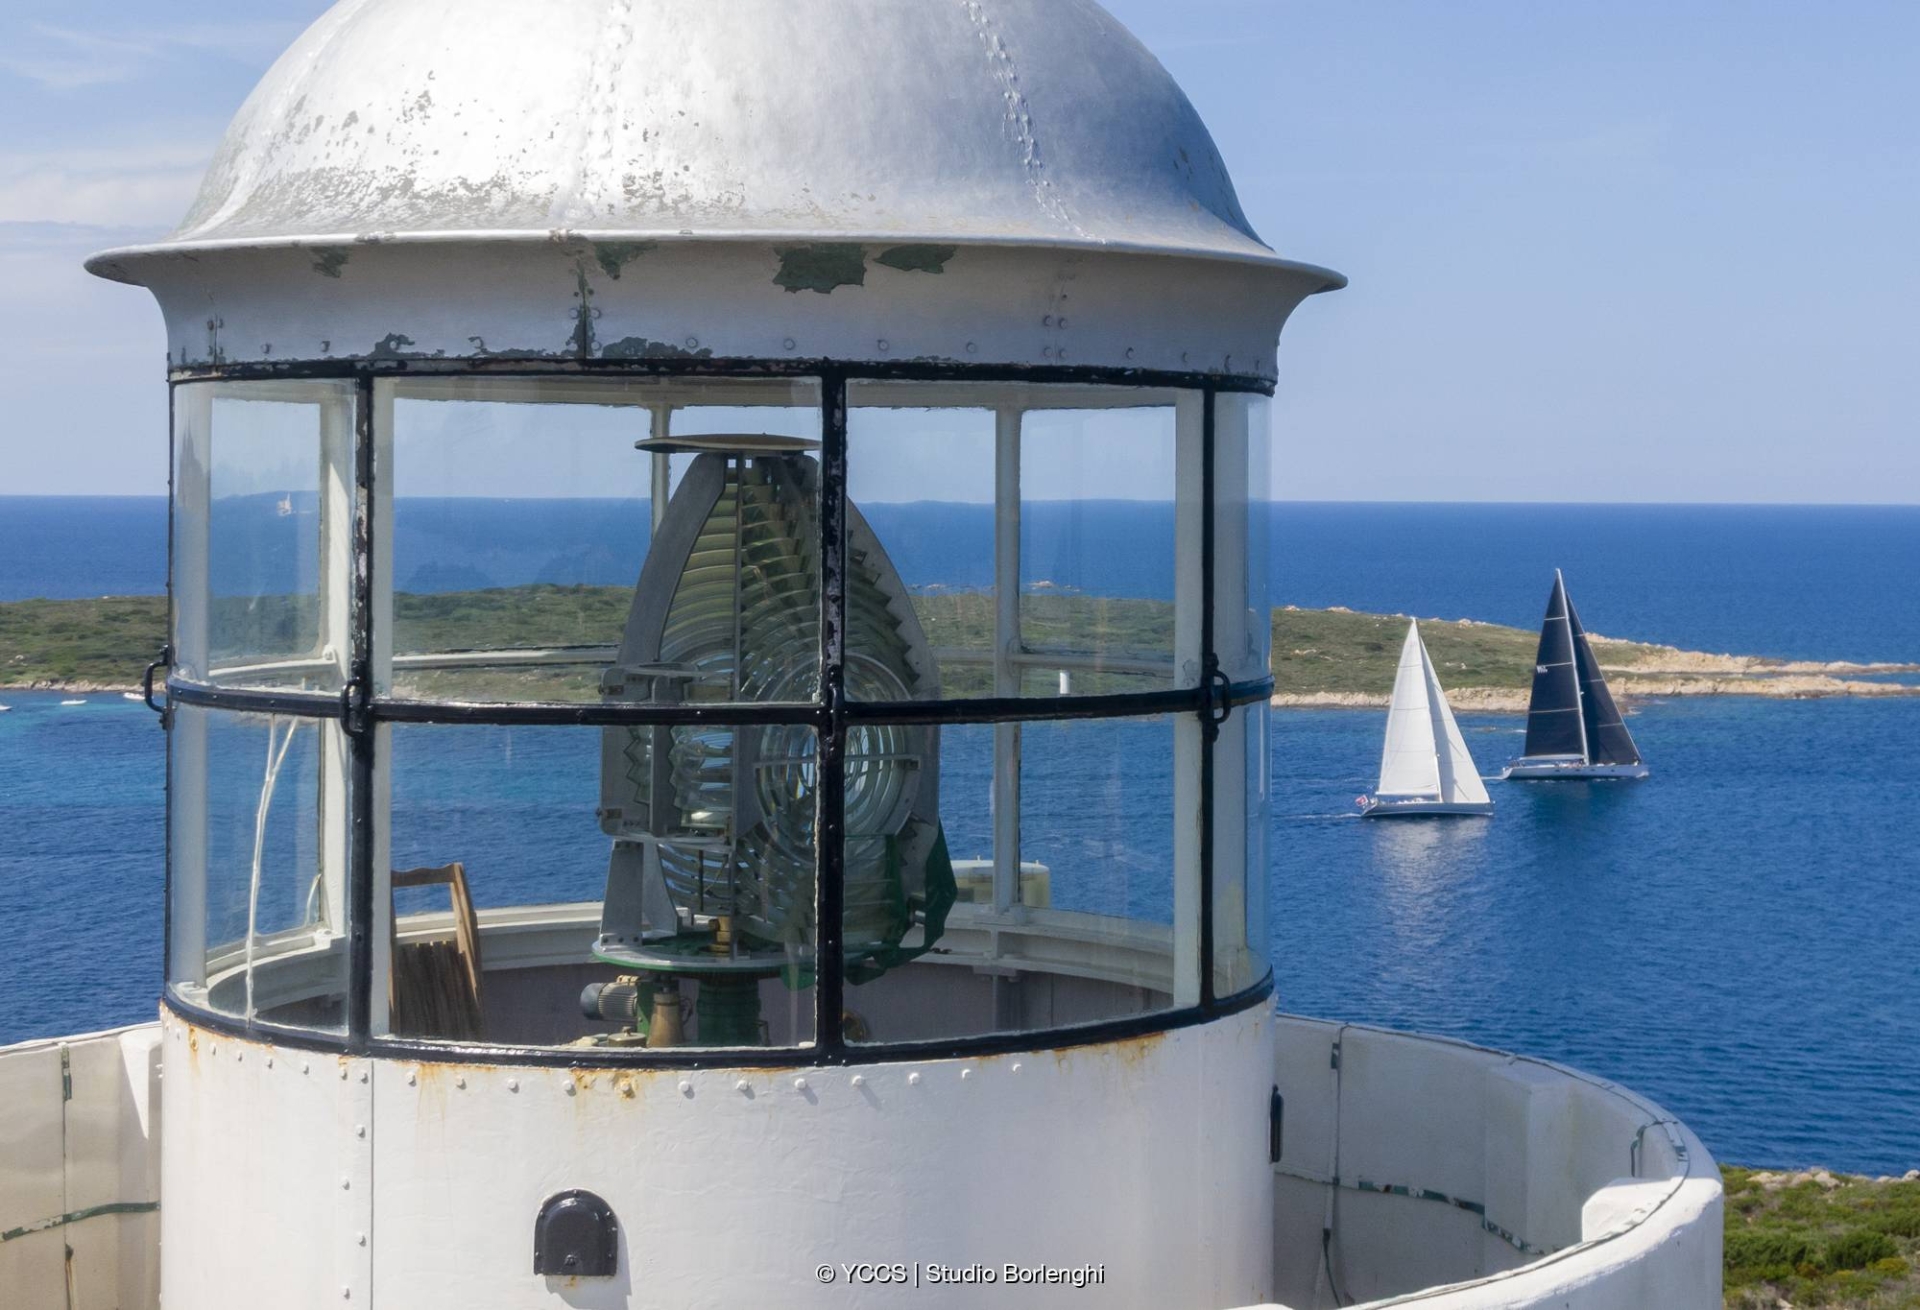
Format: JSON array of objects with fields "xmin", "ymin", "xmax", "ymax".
[
  {"xmin": 0, "ymin": 1026, "xmax": 161, "ymax": 1310},
  {"xmin": 1260, "ymin": 1015, "xmax": 1722, "ymax": 1310}
]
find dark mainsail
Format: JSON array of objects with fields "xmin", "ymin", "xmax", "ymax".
[
  {"xmin": 1567, "ymin": 597, "xmax": 1642, "ymax": 766},
  {"xmin": 1521, "ymin": 571, "xmax": 1587, "ymax": 760}
]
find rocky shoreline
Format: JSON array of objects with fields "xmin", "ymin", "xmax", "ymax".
[
  {"xmin": 1275, "ymin": 671, "xmax": 1920, "ymax": 712},
  {"xmin": 1273, "ymin": 627, "xmax": 1920, "ymax": 711},
  {"xmin": 0, "ymin": 679, "xmax": 140, "ymax": 695},
  {"xmin": 1745, "ymin": 1166, "xmax": 1920, "ymax": 1189}
]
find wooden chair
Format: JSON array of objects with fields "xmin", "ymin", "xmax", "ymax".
[{"xmin": 388, "ymin": 863, "xmax": 486, "ymax": 1041}]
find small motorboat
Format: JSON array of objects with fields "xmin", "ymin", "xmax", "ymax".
[
  {"xmin": 60, "ymin": 698, "xmax": 88, "ymax": 707},
  {"xmin": 1359, "ymin": 620, "xmax": 1494, "ymax": 817},
  {"xmin": 1503, "ymin": 570, "xmax": 1649, "ymax": 780}
]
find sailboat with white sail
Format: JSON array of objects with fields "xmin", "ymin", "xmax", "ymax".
[
  {"xmin": 1360, "ymin": 620, "xmax": 1494, "ymax": 817},
  {"xmin": 1503, "ymin": 569, "xmax": 1649, "ymax": 780}
]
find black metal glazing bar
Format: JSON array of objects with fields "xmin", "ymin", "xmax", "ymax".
[
  {"xmin": 346, "ymin": 375, "xmax": 376, "ymax": 1053},
  {"xmin": 847, "ymin": 687, "xmax": 1203, "ymax": 726},
  {"xmin": 1198, "ymin": 386, "xmax": 1219, "ymax": 1008},
  {"xmin": 371, "ymin": 698, "xmax": 822, "ymax": 727},
  {"xmin": 162, "ymin": 676, "xmax": 1270, "ymax": 728},
  {"xmin": 169, "ymin": 356, "xmax": 1280, "ymax": 398},
  {"xmin": 161, "ymin": 384, "xmax": 177, "ymax": 986},
  {"xmin": 172, "ymin": 971, "xmax": 1276, "ymax": 1070},
  {"xmin": 167, "ymin": 681, "xmax": 351, "ymax": 718},
  {"xmin": 162, "ymin": 680, "xmax": 1264, "ymax": 728},
  {"xmin": 815, "ymin": 371, "xmax": 849, "ymax": 1059},
  {"xmin": 1225, "ymin": 678, "xmax": 1274, "ymax": 707}
]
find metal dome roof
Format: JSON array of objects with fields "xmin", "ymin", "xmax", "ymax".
[
  {"xmin": 89, "ymin": 0, "xmax": 1332, "ymax": 277},
  {"xmin": 85, "ymin": 0, "xmax": 1341, "ymax": 375}
]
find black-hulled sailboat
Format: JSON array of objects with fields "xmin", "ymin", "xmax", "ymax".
[{"xmin": 1502, "ymin": 570, "xmax": 1649, "ymax": 780}]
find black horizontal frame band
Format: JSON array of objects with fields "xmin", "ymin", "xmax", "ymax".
[
  {"xmin": 167, "ymin": 356, "xmax": 1277, "ymax": 396},
  {"xmin": 160, "ymin": 972, "xmax": 1274, "ymax": 1070},
  {"xmin": 373, "ymin": 698, "xmax": 823, "ymax": 727},
  {"xmin": 849, "ymin": 687, "xmax": 1197, "ymax": 725},
  {"xmin": 168, "ymin": 679, "xmax": 344, "ymax": 717},
  {"xmin": 165, "ymin": 678, "xmax": 1274, "ymax": 727},
  {"xmin": 1227, "ymin": 677, "xmax": 1275, "ymax": 706},
  {"xmin": 847, "ymin": 678, "xmax": 1271, "ymax": 726}
]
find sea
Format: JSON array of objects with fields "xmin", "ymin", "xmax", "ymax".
[{"xmin": 3, "ymin": 497, "xmax": 1919, "ymax": 1174}]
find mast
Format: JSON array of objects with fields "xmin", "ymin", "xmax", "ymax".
[
  {"xmin": 1562, "ymin": 570, "xmax": 1591, "ymax": 764},
  {"xmin": 1418, "ymin": 624, "xmax": 1456, "ymax": 801}
]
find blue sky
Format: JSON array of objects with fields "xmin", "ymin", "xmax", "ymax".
[{"xmin": 1, "ymin": 1, "xmax": 1914, "ymax": 502}]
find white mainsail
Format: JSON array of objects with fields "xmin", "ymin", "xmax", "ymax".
[
  {"xmin": 1377, "ymin": 622, "xmax": 1441, "ymax": 799},
  {"xmin": 1374, "ymin": 620, "xmax": 1491, "ymax": 807}
]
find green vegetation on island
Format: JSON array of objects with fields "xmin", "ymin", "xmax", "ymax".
[
  {"xmin": 0, "ymin": 595, "xmax": 168, "ymax": 689},
  {"xmin": 1274, "ymin": 605, "xmax": 1588, "ymax": 699},
  {"xmin": 1723, "ymin": 1166, "xmax": 1920, "ymax": 1309},
  {"xmin": 2, "ymin": 587, "xmax": 1912, "ymax": 703}
]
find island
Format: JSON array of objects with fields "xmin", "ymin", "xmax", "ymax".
[{"xmin": 2, "ymin": 589, "xmax": 1915, "ymax": 702}]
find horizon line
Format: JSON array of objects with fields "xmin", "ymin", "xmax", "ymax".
[{"xmin": 3, "ymin": 493, "xmax": 1918, "ymax": 511}]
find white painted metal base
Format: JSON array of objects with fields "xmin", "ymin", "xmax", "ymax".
[
  {"xmin": 150, "ymin": 1003, "xmax": 1275, "ymax": 1310},
  {"xmin": 3, "ymin": 1008, "xmax": 1724, "ymax": 1310}
]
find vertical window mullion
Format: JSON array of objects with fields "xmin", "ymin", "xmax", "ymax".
[
  {"xmin": 317, "ymin": 391, "xmax": 356, "ymax": 950},
  {"xmin": 992, "ymin": 405, "xmax": 1022, "ymax": 918},
  {"xmin": 346, "ymin": 372, "xmax": 376, "ymax": 1053},
  {"xmin": 169, "ymin": 385, "xmax": 214, "ymax": 999},
  {"xmin": 365, "ymin": 381, "xmax": 398, "ymax": 1040},
  {"xmin": 1168, "ymin": 390, "xmax": 1207, "ymax": 1009},
  {"xmin": 1198, "ymin": 386, "xmax": 1218, "ymax": 1008},
  {"xmin": 162, "ymin": 382, "xmax": 178, "ymax": 989},
  {"xmin": 815, "ymin": 372, "xmax": 849, "ymax": 1058}
]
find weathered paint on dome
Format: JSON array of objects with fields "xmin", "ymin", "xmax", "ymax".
[
  {"xmin": 83, "ymin": 0, "xmax": 1342, "ymax": 372},
  {"xmin": 91, "ymin": 0, "xmax": 1311, "ymax": 273}
]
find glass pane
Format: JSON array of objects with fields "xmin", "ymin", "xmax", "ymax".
[
  {"xmin": 841, "ymin": 715, "xmax": 1192, "ymax": 1043},
  {"xmin": 845, "ymin": 382, "xmax": 1196, "ymax": 701},
  {"xmin": 1022, "ymin": 402, "xmax": 1187, "ymax": 696},
  {"xmin": 1211, "ymin": 393, "xmax": 1273, "ymax": 995},
  {"xmin": 172, "ymin": 381, "xmax": 355, "ymax": 691},
  {"xmin": 384, "ymin": 721, "xmax": 815, "ymax": 1050},
  {"xmin": 1217, "ymin": 392, "xmax": 1274, "ymax": 683},
  {"xmin": 168, "ymin": 706, "xmax": 349, "ymax": 1033},
  {"xmin": 1213, "ymin": 702, "xmax": 1272, "ymax": 996},
  {"xmin": 846, "ymin": 388, "xmax": 995, "ymax": 699},
  {"xmin": 379, "ymin": 377, "xmax": 821, "ymax": 705}
]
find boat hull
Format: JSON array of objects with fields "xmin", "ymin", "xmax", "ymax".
[
  {"xmin": 1502, "ymin": 758, "xmax": 1650, "ymax": 781},
  {"xmin": 1361, "ymin": 798, "xmax": 1495, "ymax": 818}
]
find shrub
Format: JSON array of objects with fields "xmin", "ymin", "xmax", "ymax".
[
  {"xmin": 1725, "ymin": 1228, "xmax": 1819, "ymax": 1274},
  {"xmin": 1868, "ymin": 1205, "xmax": 1920, "ymax": 1238},
  {"xmin": 1825, "ymin": 1227, "xmax": 1898, "ymax": 1271}
]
